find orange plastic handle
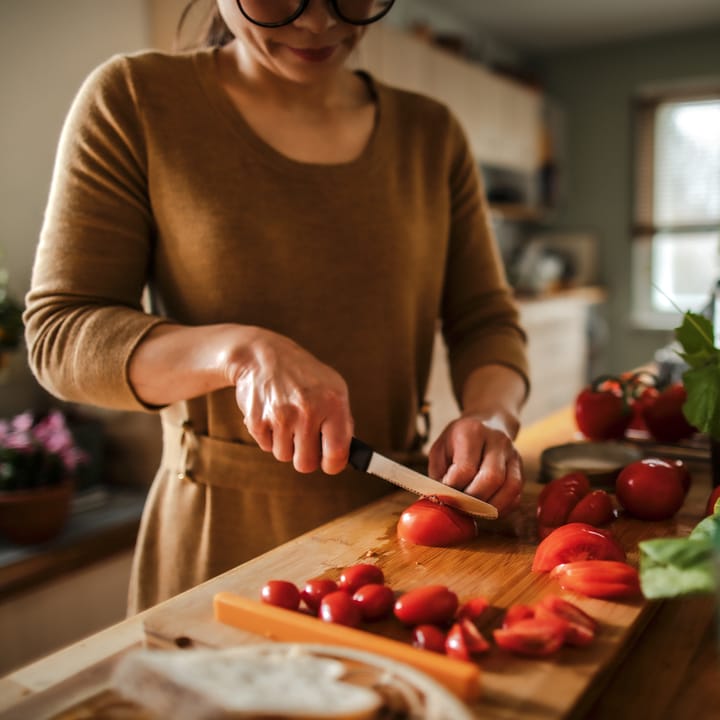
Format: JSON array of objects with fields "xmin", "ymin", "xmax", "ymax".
[{"xmin": 213, "ymin": 592, "xmax": 481, "ymax": 701}]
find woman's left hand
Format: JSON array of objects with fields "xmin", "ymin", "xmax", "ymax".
[{"xmin": 427, "ymin": 414, "xmax": 523, "ymax": 517}]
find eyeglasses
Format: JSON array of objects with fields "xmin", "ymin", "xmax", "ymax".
[{"xmin": 236, "ymin": 0, "xmax": 395, "ymax": 28}]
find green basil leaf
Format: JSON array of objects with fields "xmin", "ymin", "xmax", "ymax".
[
  {"xmin": 682, "ymin": 364, "xmax": 720, "ymax": 438},
  {"xmin": 674, "ymin": 312, "xmax": 717, "ymax": 369}
]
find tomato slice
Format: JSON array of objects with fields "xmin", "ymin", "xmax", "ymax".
[
  {"xmin": 502, "ymin": 604, "xmax": 535, "ymax": 629},
  {"xmin": 532, "ymin": 523, "xmax": 626, "ymax": 573},
  {"xmin": 456, "ymin": 596, "xmax": 490, "ymax": 622},
  {"xmin": 550, "ymin": 561, "xmax": 641, "ymax": 599},
  {"xmin": 493, "ymin": 616, "xmax": 568, "ymax": 657},
  {"xmin": 397, "ymin": 498, "xmax": 478, "ymax": 547},
  {"xmin": 535, "ymin": 595, "xmax": 597, "ymax": 646},
  {"xmin": 445, "ymin": 618, "xmax": 490, "ymax": 659},
  {"xmin": 566, "ymin": 490, "xmax": 615, "ymax": 526}
]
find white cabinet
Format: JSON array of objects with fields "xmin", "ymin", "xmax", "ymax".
[{"xmin": 355, "ymin": 25, "xmax": 543, "ymax": 173}]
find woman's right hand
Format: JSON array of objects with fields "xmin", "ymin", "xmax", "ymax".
[{"xmin": 229, "ymin": 328, "xmax": 354, "ymax": 475}]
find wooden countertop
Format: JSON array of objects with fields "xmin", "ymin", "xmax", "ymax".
[{"xmin": 1, "ymin": 407, "xmax": 717, "ymax": 719}]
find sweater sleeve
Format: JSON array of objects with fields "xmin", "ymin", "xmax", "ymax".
[
  {"xmin": 440, "ymin": 114, "xmax": 530, "ymax": 404},
  {"xmin": 24, "ymin": 55, "xmax": 168, "ymax": 411}
]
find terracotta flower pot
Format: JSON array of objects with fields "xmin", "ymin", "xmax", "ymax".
[{"xmin": 0, "ymin": 480, "xmax": 74, "ymax": 544}]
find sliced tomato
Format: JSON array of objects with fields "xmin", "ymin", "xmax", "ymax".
[
  {"xmin": 502, "ymin": 604, "xmax": 535, "ymax": 628},
  {"xmin": 566, "ymin": 490, "xmax": 615, "ymax": 526},
  {"xmin": 535, "ymin": 595, "xmax": 597, "ymax": 646},
  {"xmin": 493, "ymin": 615, "xmax": 568, "ymax": 657},
  {"xmin": 550, "ymin": 561, "xmax": 641, "ymax": 599},
  {"xmin": 532, "ymin": 523, "xmax": 626, "ymax": 573},
  {"xmin": 445, "ymin": 618, "xmax": 490, "ymax": 659},
  {"xmin": 397, "ymin": 498, "xmax": 478, "ymax": 547},
  {"xmin": 537, "ymin": 473, "xmax": 591, "ymax": 538},
  {"xmin": 456, "ymin": 596, "xmax": 490, "ymax": 622}
]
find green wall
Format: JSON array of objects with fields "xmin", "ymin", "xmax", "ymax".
[{"xmin": 532, "ymin": 25, "xmax": 720, "ymax": 373}]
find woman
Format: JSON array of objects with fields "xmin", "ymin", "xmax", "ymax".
[{"xmin": 24, "ymin": 0, "xmax": 529, "ymax": 613}]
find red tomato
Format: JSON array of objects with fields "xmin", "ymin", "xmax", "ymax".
[
  {"xmin": 352, "ymin": 584, "xmax": 395, "ymax": 621},
  {"xmin": 411, "ymin": 624, "xmax": 447, "ymax": 654},
  {"xmin": 394, "ymin": 585, "xmax": 459, "ymax": 626},
  {"xmin": 319, "ymin": 590, "xmax": 362, "ymax": 627},
  {"xmin": 338, "ymin": 564, "xmax": 384, "ymax": 593},
  {"xmin": 493, "ymin": 616, "xmax": 568, "ymax": 657},
  {"xmin": 300, "ymin": 578, "xmax": 338, "ymax": 613},
  {"xmin": 532, "ymin": 522, "xmax": 626, "ymax": 573},
  {"xmin": 502, "ymin": 604, "xmax": 535, "ymax": 628},
  {"xmin": 615, "ymin": 458, "xmax": 685, "ymax": 521},
  {"xmin": 566, "ymin": 489, "xmax": 615, "ymax": 526},
  {"xmin": 628, "ymin": 386, "xmax": 659, "ymax": 431},
  {"xmin": 670, "ymin": 459, "xmax": 692, "ymax": 496},
  {"xmin": 260, "ymin": 580, "xmax": 301, "ymax": 611},
  {"xmin": 574, "ymin": 384, "xmax": 632, "ymax": 441},
  {"xmin": 397, "ymin": 499, "xmax": 477, "ymax": 547},
  {"xmin": 535, "ymin": 595, "xmax": 597, "ymax": 647},
  {"xmin": 456, "ymin": 596, "xmax": 490, "ymax": 622},
  {"xmin": 705, "ymin": 486, "xmax": 720, "ymax": 517},
  {"xmin": 642, "ymin": 383, "xmax": 697, "ymax": 443},
  {"xmin": 445, "ymin": 618, "xmax": 490, "ymax": 660},
  {"xmin": 550, "ymin": 561, "xmax": 641, "ymax": 599},
  {"xmin": 537, "ymin": 473, "xmax": 591, "ymax": 531}
]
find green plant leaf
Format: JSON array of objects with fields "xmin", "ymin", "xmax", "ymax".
[
  {"xmin": 682, "ymin": 364, "xmax": 720, "ymax": 439},
  {"xmin": 674, "ymin": 311, "xmax": 717, "ymax": 369}
]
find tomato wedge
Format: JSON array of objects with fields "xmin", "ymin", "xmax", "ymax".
[
  {"xmin": 535, "ymin": 595, "xmax": 597, "ymax": 646},
  {"xmin": 502, "ymin": 604, "xmax": 535, "ymax": 629},
  {"xmin": 445, "ymin": 618, "xmax": 491, "ymax": 660},
  {"xmin": 532, "ymin": 523, "xmax": 626, "ymax": 573},
  {"xmin": 566, "ymin": 490, "xmax": 615, "ymax": 526},
  {"xmin": 550, "ymin": 561, "xmax": 641, "ymax": 599},
  {"xmin": 493, "ymin": 615, "xmax": 568, "ymax": 657},
  {"xmin": 456, "ymin": 596, "xmax": 490, "ymax": 622}
]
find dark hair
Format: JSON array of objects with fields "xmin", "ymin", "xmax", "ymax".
[{"xmin": 177, "ymin": 0, "xmax": 234, "ymax": 49}]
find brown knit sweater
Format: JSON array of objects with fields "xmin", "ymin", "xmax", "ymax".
[{"xmin": 25, "ymin": 48, "xmax": 528, "ymax": 611}]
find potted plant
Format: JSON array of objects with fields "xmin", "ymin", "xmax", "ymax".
[{"xmin": 0, "ymin": 409, "xmax": 88, "ymax": 544}]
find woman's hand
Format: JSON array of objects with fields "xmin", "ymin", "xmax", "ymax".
[
  {"xmin": 427, "ymin": 414, "xmax": 523, "ymax": 517},
  {"xmin": 230, "ymin": 329, "xmax": 353, "ymax": 475}
]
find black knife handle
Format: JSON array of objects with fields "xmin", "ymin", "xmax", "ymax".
[{"xmin": 348, "ymin": 436, "xmax": 373, "ymax": 472}]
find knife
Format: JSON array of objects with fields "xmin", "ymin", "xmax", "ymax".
[{"xmin": 348, "ymin": 437, "xmax": 498, "ymax": 520}]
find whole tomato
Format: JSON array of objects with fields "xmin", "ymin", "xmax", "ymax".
[
  {"xmin": 615, "ymin": 458, "xmax": 686, "ymax": 521},
  {"xmin": 352, "ymin": 584, "xmax": 395, "ymax": 621},
  {"xmin": 394, "ymin": 585, "xmax": 459, "ymax": 626},
  {"xmin": 574, "ymin": 378, "xmax": 632, "ymax": 441},
  {"xmin": 260, "ymin": 580, "xmax": 301, "ymax": 610},
  {"xmin": 319, "ymin": 590, "xmax": 362, "ymax": 627},
  {"xmin": 337, "ymin": 564, "xmax": 384, "ymax": 593},
  {"xmin": 300, "ymin": 578, "xmax": 338, "ymax": 613},
  {"xmin": 411, "ymin": 624, "xmax": 446, "ymax": 654},
  {"xmin": 397, "ymin": 498, "xmax": 477, "ymax": 547},
  {"xmin": 641, "ymin": 383, "xmax": 697, "ymax": 443}
]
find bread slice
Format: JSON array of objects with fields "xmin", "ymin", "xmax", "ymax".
[{"xmin": 111, "ymin": 645, "xmax": 382, "ymax": 719}]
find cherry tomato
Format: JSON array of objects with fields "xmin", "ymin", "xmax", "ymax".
[
  {"xmin": 300, "ymin": 578, "xmax": 338, "ymax": 613},
  {"xmin": 319, "ymin": 590, "xmax": 362, "ymax": 627},
  {"xmin": 615, "ymin": 458, "xmax": 685, "ymax": 521},
  {"xmin": 445, "ymin": 618, "xmax": 490, "ymax": 660},
  {"xmin": 550, "ymin": 560, "xmax": 641, "ymax": 599},
  {"xmin": 397, "ymin": 498, "xmax": 477, "ymax": 547},
  {"xmin": 705, "ymin": 486, "xmax": 720, "ymax": 517},
  {"xmin": 641, "ymin": 383, "xmax": 697, "ymax": 443},
  {"xmin": 537, "ymin": 472, "xmax": 591, "ymax": 536},
  {"xmin": 411, "ymin": 624, "xmax": 447, "ymax": 654},
  {"xmin": 394, "ymin": 585, "xmax": 459, "ymax": 626},
  {"xmin": 670, "ymin": 459, "xmax": 692, "ymax": 496},
  {"xmin": 566, "ymin": 489, "xmax": 615, "ymax": 526},
  {"xmin": 493, "ymin": 616, "xmax": 568, "ymax": 657},
  {"xmin": 534, "ymin": 595, "xmax": 597, "ymax": 647},
  {"xmin": 352, "ymin": 584, "xmax": 395, "ymax": 621},
  {"xmin": 260, "ymin": 580, "xmax": 301, "ymax": 610},
  {"xmin": 456, "ymin": 596, "xmax": 490, "ymax": 622},
  {"xmin": 574, "ymin": 382, "xmax": 632, "ymax": 441},
  {"xmin": 338, "ymin": 564, "xmax": 384, "ymax": 593},
  {"xmin": 502, "ymin": 604, "xmax": 535, "ymax": 628},
  {"xmin": 532, "ymin": 522, "xmax": 626, "ymax": 573}
]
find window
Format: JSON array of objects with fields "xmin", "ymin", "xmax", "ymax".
[{"xmin": 631, "ymin": 86, "xmax": 720, "ymax": 329}]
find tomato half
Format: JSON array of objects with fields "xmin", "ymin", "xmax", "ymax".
[
  {"xmin": 502, "ymin": 604, "xmax": 535, "ymax": 629},
  {"xmin": 642, "ymin": 383, "xmax": 697, "ymax": 443},
  {"xmin": 493, "ymin": 616, "xmax": 568, "ymax": 657},
  {"xmin": 615, "ymin": 458, "xmax": 685, "ymax": 521},
  {"xmin": 338, "ymin": 563, "xmax": 384, "ymax": 593},
  {"xmin": 550, "ymin": 561, "xmax": 641, "ymax": 599},
  {"xmin": 566, "ymin": 489, "xmax": 615, "ymax": 526},
  {"xmin": 319, "ymin": 590, "xmax": 362, "ymax": 627},
  {"xmin": 535, "ymin": 595, "xmax": 597, "ymax": 646},
  {"xmin": 456, "ymin": 596, "xmax": 490, "ymax": 623},
  {"xmin": 445, "ymin": 618, "xmax": 490, "ymax": 660},
  {"xmin": 260, "ymin": 580, "xmax": 300, "ymax": 610},
  {"xmin": 397, "ymin": 498, "xmax": 477, "ymax": 547},
  {"xmin": 532, "ymin": 522, "xmax": 626, "ymax": 573},
  {"xmin": 352, "ymin": 584, "xmax": 395, "ymax": 621},
  {"xmin": 394, "ymin": 585, "xmax": 459, "ymax": 626}
]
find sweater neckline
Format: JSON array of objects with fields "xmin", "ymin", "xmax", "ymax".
[{"xmin": 192, "ymin": 47, "xmax": 385, "ymax": 177}]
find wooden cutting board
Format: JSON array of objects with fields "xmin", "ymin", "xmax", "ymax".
[{"xmin": 141, "ymin": 470, "xmax": 711, "ymax": 720}]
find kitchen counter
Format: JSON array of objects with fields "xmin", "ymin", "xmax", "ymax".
[{"xmin": 0, "ymin": 407, "xmax": 717, "ymax": 719}]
